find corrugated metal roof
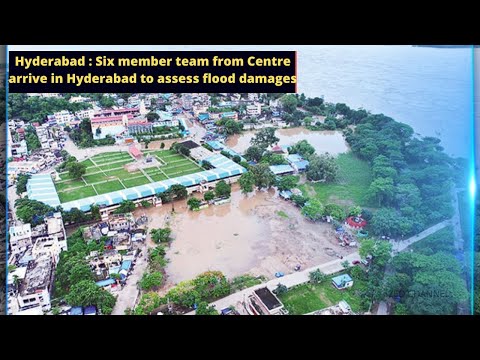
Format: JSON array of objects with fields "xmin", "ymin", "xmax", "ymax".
[
  {"xmin": 27, "ymin": 174, "xmax": 61, "ymax": 207},
  {"xmin": 269, "ymin": 164, "xmax": 294, "ymax": 175}
]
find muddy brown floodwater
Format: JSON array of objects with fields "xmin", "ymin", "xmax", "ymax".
[
  {"xmin": 226, "ymin": 127, "xmax": 349, "ymax": 155},
  {"xmin": 139, "ymin": 184, "xmax": 356, "ymax": 285}
]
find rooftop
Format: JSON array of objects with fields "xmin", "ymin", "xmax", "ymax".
[
  {"xmin": 332, "ymin": 274, "xmax": 353, "ymax": 287},
  {"xmin": 254, "ymin": 287, "xmax": 282, "ymax": 311},
  {"xmin": 26, "ymin": 174, "xmax": 61, "ymax": 208},
  {"xmin": 269, "ymin": 164, "xmax": 294, "ymax": 175},
  {"xmin": 22, "ymin": 255, "xmax": 53, "ymax": 295}
]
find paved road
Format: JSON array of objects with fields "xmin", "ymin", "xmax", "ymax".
[
  {"xmin": 186, "ymin": 252, "xmax": 361, "ymax": 315},
  {"xmin": 390, "ymin": 219, "xmax": 451, "ymax": 254},
  {"xmin": 63, "ymin": 136, "xmax": 131, "ymax": 161},
  {"xmin": 376, "ymin": 301, "xmax": 388, "ymax": 315},
  {"xmin": 111, "ymin": 246, "xmax": 149, "ymax": 315}
]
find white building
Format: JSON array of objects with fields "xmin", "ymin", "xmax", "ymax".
[
  {"xmin": 10, "ymin": 140, "xmax": 28, "ymax": 158},
  {"xmin": 9, "ymin": 224, "xmax": 32, "ymax": 255},
  {"xmin": 69, "ymin": 96, "xmax": 90, "ymax": 103},
  {"xmin": 53, "ymin": 110, "xmax": 76, "ymax": 126},
  {"xmin": 246, "ymin": 103, "xmax": 262, "ymax": 116},
  {"xmin": 75, "ymin": 108, "xmax": 95, "ymax": 121},
  {"xmin": 14, "ymin": 255, "xmax": 54, "ymax": 313},
  {"xmin": 248, "ymin": 93, "xmax": 259, "ymax": 102}
]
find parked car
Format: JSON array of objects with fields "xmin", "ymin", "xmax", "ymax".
[
  {"xmin": 360, "ymin": 259, "xmax": 369, "ymax": 266},
  {"xmin": 352, "ymin": 260, "xmax": 361, "ymax": 265}
]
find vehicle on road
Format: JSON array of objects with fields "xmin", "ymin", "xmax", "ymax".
[
  {"xmin": 352, "ymin": 260, "xmax": 361, "ymax": 265},
  {"xmin": 275, "ymin": 272, "xmax": 284, "ymax": 278}
]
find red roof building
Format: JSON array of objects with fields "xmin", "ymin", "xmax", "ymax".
[{"xmin": 129, "ymin": 145, "xmax": 143, "ymax": 160}]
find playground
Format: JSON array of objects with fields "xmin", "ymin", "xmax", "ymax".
[{"xmin": 54, "ymin": 150, "xmax": 203, "ymax": 203}]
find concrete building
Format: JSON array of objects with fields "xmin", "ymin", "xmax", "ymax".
[
  {"xmin": 14, "ymin": 255, "xmax": 54, "ymax": 313},
  {"xmin": 53, "ymin": 110, "xmax": 76, "ymax": 126},
  {"xmin": 69, "ymin": 96, "xmax": 91, "ymax": 103},
  {"xmin": 248, "ymin": 93, "xmax": 259, "ymax": 102},
  {"xmin": 91, "ymin": 114, "xmax": 132, "ymax": 139},
  {"xmin": 156, "ymin": 111, "xmax": 179, "ymax": 127},
  {"xmin": 10, "ymin": 140, "xmax": 28, "ymax": 158},
  {"xmin": 246, "ymin": 103, "xmax": 262, "ymax": 116},
  {"xmin": 127, "ymin": 118, "xmax": 153, "ymax": 135},
  {"xmin": 9, "ymin": 224, "xmax": 32, "ymax": 255},
  {"xmin": 246, "ymin": 287, "xmax": 288, "ymax": 315},
  {"xmin": 75, "ymin": 108, "xmax": 95, "ymax": 121}
]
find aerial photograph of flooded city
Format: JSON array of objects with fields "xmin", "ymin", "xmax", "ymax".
[{"xmin": 6, "ymin": 45, "xmax": 476, "ymax": 316}]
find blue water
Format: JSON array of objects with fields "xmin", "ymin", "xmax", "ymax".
[{"xmin": 11, "ymin": 45, "xmax": 473, "ymax": 157}]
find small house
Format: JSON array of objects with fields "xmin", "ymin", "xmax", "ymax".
[{"xmin": 332, "ymin": 274, "xmax": 353, "ymax": 290}]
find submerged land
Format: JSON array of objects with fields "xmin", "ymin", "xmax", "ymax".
[{"xmin": 6, "ymin": 91, "xmax": 473, "ymax": 316}]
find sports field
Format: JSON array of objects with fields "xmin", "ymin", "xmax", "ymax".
[{"xmin": 55, "ymin": 150, "xmax": 203, "ymax": 203}]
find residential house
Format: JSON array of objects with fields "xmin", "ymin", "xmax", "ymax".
[{"xmin": 331, "ymin": 274, "xmax": 353, "ymax": 290}]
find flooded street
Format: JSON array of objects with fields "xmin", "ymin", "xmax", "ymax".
[
  {"xmin": 226, "ymin": 127, "xmax": 349, "ymax": 155},
  {"xmin": 139, "ymin": 184, "xmax": 355, "ymax": 285}
]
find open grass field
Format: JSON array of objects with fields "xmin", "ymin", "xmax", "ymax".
[
  {"xmin": 299, "ymin": 152, "xmax": 372, "ymax": 207},
  {"xmin": 55, "ymin": 150, "xmax": 204, "ymax": 203},
  {"xmin": 278, "ymin": 274, "xmax": 367, "ymax": 314}
]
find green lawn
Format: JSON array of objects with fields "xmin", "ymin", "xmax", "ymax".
[
  {"xmin": 55, "ymin": 179, "xmax": 85, "ymax": 192},
  {"xmin": 299, "ymin": 152, "xmax": 372, "ymax": 207},
  {"xmin": 93, "ymin": 180, "xmax": 126, "ymax": 194},
  {"xmin": 122, "ymin": 176, "xmax": 152, "ymax": 187},
  {"xmin": 58, "ymin": 185, "xmax": 97, "ymax": 203},
  {"xmin": 80, "ymin": 159, "xmax": 94, "ymax": 167},
  {"xmin": 58, "ymin": 172, "xmax": 74, "ymax": 181},
  {"xmin": 98, "ymin": 160, "xmax": 132, "ymax": 171},
  {"xmin": 150, "ymin": 174, "xmax": 169, "ymax": 182},
  {"xmin": 82, "ymin": 173, "xmax": 107, "ymax": 184},
  {"xmin": 103, "ymin": 168, "xmax": 143, "ymax": 179},
  {"xmin": 279, "ymin": 275, "xmax": 367, "ymax": 315}
]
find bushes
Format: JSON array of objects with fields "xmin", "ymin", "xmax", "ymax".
[
  {"xmin": 139, "ymin": 271, "xmax": 164, "ymax": 291},
  {"xmin": 309, "ymin": 269, "xmax": 327, "ymax": 284},
  {"xmin": 150, "ymin": 228, "xmax": 172, "ymax": 243}
]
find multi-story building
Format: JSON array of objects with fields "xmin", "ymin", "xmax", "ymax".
[
  {"xmin": 53, "ymin": 110, "xmax": 76, "ymax": 126},
  {"xmin": 75, "ymin": 108, "xmax": 95, "ymax": 121},
  {"xmin": 14, "ymin": 255, "xmax": 54, "ymax": 313},
  {"xmin": 246, "ymin": 103, "xmax": 262, "ymax": 116},
  {"xmin": 9, "ymin": 224, "xmax": 32, "ymax": 255}
]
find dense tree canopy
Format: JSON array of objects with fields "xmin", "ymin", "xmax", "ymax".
[
  {"xmin": 250, "ymin": 128, "xmax": 279, "ymax": 149},
  {"xmin": 306, "ymin": 154, "xmax": 338, "ymax": 182}
]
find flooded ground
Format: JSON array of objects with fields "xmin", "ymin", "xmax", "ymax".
[
  {"xmin": 226, "ymin": 127, "xmax": 349, "ymax": 155},
  {"xmin": 140, "ymin": 184, "xmax": 355, "ymax": 285}
]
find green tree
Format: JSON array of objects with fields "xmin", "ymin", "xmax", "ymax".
[
  {"xmin": 239, "ymin": 172, "xmax": 255, "ymax": 193},
  {"xmin": 324, "ymin": 203, "xmax": 346, "ymax": 221},
  {"xmin": 25, "ymin": 132, "xmax": 41, "ymax": 151},
  {"xmin": 273, "ymin": 283, "xmax": 288, "ymax": 295},
  {"xmin": 359, "ymin": 238, "xmax": 392, "ymax": 267},
  {"xmin": 67, "ymin": 161, "xmax": 87, "ymax": 180},
  {"xmin": 114, "ymin": 200, "xmax": 136, "ymax": 214},
  {"xmin": 303, "ymin": 116, "xmax": 313, "ymax": 126},
  {"xmin": 215, "ymin": 180, "xmax": 231, "ymax": 198},
  {"xmin": 160, "ymin": 142, "xmax": 165, "ymax": 149},
  {"xmin": 150, "ymin": 228, "xmax": 172, "ymax": 243},
  {"xmin": 65, "ymin": 280, "xmax": 116, "ymax": 315},
  {"xmin": 250, "ymin": 163, "xmax": 276, "ymax": 189},
  {"xmin": 146, "ymin": 112, "xmax": 160, "ymax": 122},
  {"xmin": 15, "ymin": 198, "xmax": 55, "ymax": 225},
  {"xmin": 224, "ymin": 119, "xmax": 243, "ymax": 135},
  {"xmin": 187, "ymin": 197, "xmax": 201, "ymax": 210},
  {"xmin": 139, "ymin": 271, "xmax": 164, "ymax": 290},
  {"xmin": 196, "ymin": 301, "xmax": 218, "ymax": 315},
  {"xmin": 16, "ymin": 173, "xmax": 31, "ymax": 195},
  {"xmin": 365, "ymin": 177, "xmax": 395, "ymax": 207},
  {"xmin": 372, "ymin": 155, "xmax": 397, "ymax": 179},
  {"xmin": 277, "ymin": 175, "xmax": 298, "ymax": 191},
  {"xmin": 250, "ymin": 128, "xmax": 279, "ymax": 149},
  {"xmin": 309, "ymin": 269, "xmax": 327, "ymax": 284},
  {"xmin": 244, "ymin": 145, "xmax": 264, "ymax": 162},
  {"xmin": 134, "ymin": 292, "xmax": 161, "ymax": 315},
  {"xmin": 291, "ymin": 194, "xmax": 308, "ymax": 207},
  {"xmin": 306, "ymin": 154, "xmax": 338, "ymax": 182},
  {"xmin": 288, "ymin": 140, "xmax": 315, "ymax": 158},
  {"xmin": 348, "ymin": 205, "xmax": 362, "ymax": 217},
  {"xmin": 301, "ymin": 199, "xmax": 325, "ymax": 221},
  {"xmin": 341, "ymin": 260, "xmax": 350, "ymax": 269},
  {"xmin": 280, "ymin": 94, "xmax": 298, "ymax": 113},
  {"xmin": 170, "ymin": 184, "xmax": 188, "ymax": 199},
  {"xmin": 90, "ymin": 204, "xmax": 101, "ymax": 220},
  {"xmin": 204, "ymin": 191, "xmax": 215, "ymax": 201}
]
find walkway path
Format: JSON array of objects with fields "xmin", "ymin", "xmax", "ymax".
[
  {"xmin": 389, "ymin": 219, "xmax": 451, "ymax": 254},
  {"xmin": 186, "ymin": 252, "xmax": 361, "ymax": 315}
]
